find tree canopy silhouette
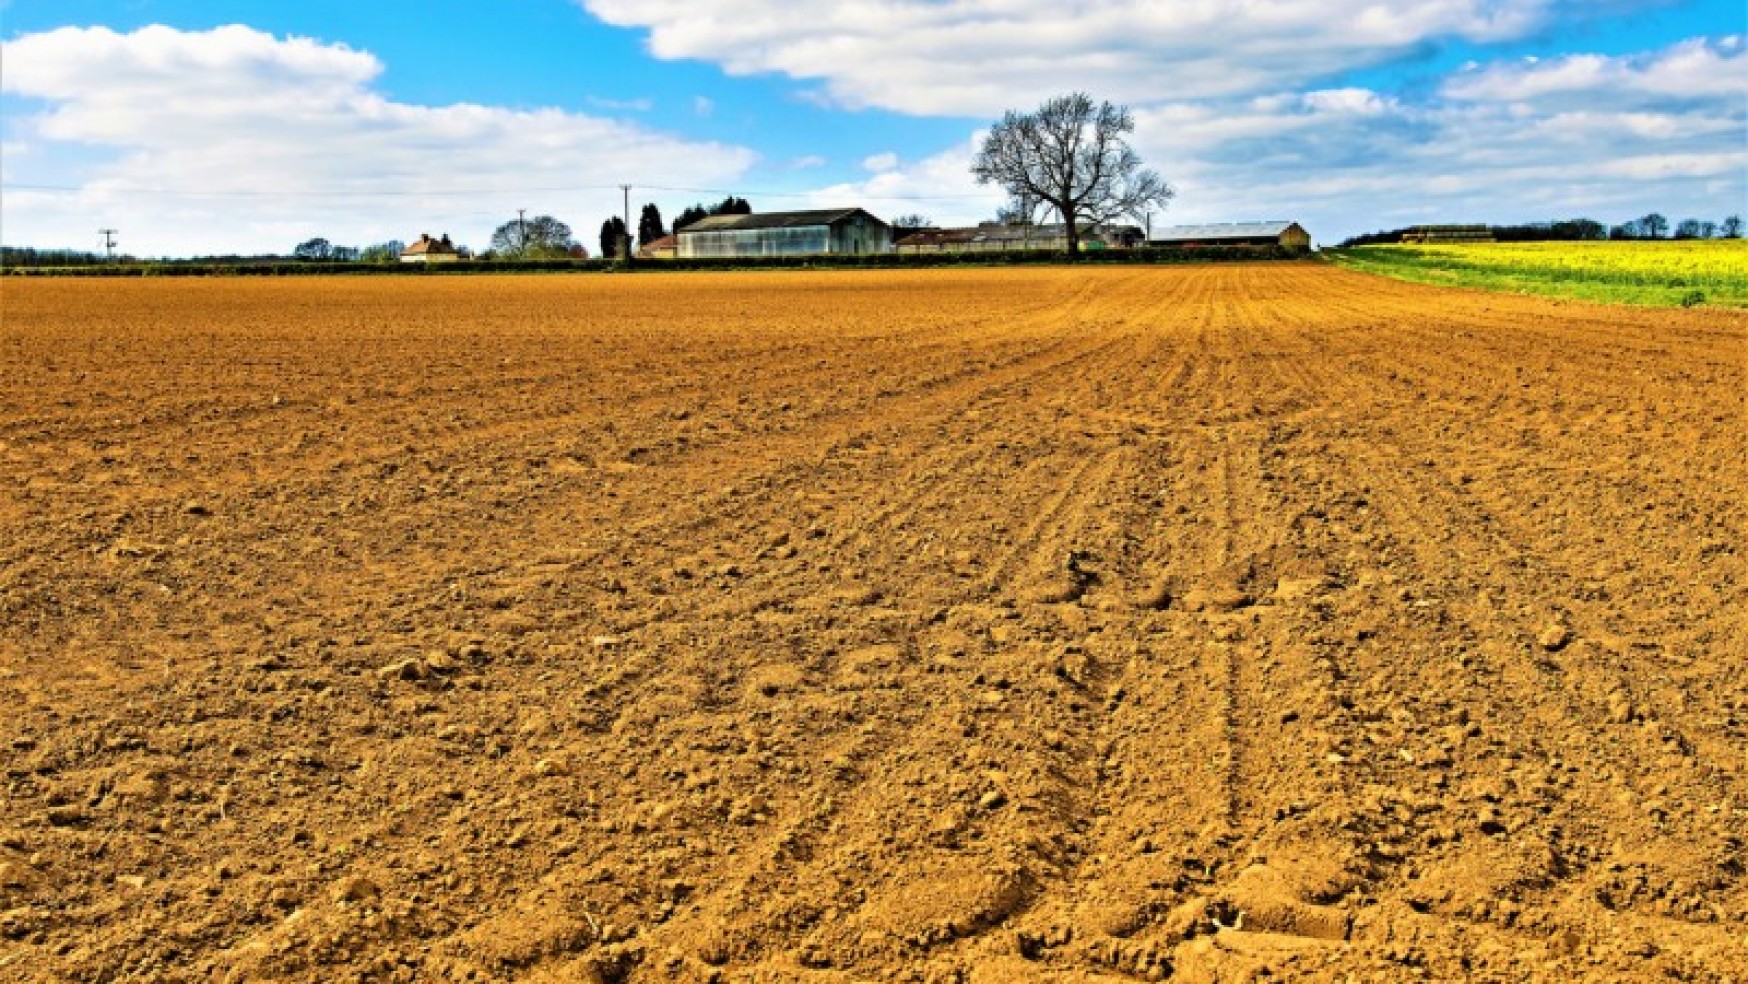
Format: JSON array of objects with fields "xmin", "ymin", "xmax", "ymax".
[
  {"xmin": 490, "ymin": 215, "xmax": 574, "ymax": 258},
  {"xmin": 972, "ymin": 93, "xmax": 1173, "ymax": 257}
]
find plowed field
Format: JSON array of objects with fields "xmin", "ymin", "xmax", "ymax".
[{"xmin": 2, "ymin": 265, "xmax": 1744, "ymax": 983}]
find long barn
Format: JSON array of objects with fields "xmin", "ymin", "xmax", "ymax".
[
  {"xmin": 1150, "ymin": 221, "xmax": 1311, "ymax": 248},
  {"xmin": 677, "ymin": 209, "xmax": 892, "ymax": 259},
  {"xmin": 895, "ymin": 222, "xmax": 1144, "ymax": 253}
]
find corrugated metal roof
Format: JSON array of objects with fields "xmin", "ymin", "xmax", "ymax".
[
  {"xmin": 679, "ymin": 209, "xmax": 877, "ymax": 233},
  {"xmin": 1150, "ymin": 221, "xmax": 1299, "ymax": 241}
]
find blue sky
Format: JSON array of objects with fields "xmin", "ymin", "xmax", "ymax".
[
  {"xmin": 2, "ymin": 0, "xmax": 1742, "ymax": 254},
  {"xmin": 2, "ymin": 0, "xmax": 974, "ymax": 173}
]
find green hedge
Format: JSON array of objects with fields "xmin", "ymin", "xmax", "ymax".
[{"xmin": 3, "ymin": 245, "xmax": 1308, "ymax": 277}]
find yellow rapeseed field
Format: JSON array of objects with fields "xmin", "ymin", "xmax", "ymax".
[{"xmin": 1332, "ymin": 239, "xmax": 1748, "ymax": 306}]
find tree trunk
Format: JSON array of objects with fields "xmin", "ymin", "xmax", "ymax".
[{"xmin": 1062, "ymin": 206, "xmax": 1081, "ymax": 260}]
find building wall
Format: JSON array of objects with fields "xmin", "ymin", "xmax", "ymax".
[
  {"xmin": 679, "ymin": 225, "xmax": 829, "ymax": 258},
  {"xmin": 897, "ymin": 227, "xmax": 1138, "ymax": 253},
  {"xmin": 1279, "ymin": 226, "xmax": 1312, "ymax": 248},
  {"xmin": 679, "ymin": 215, "xmax": 895, "ymax": 258},
  {"xmin": 1151, "ymin": 236, "xmax": 1301, "ymax": 248},
  {"xmin": 899, "ymin": 236, "xmax": 1069, "ymax": 253},
  {"xmin": 827, "ymin": 214, "xmax": 894, "ymax": 255}
]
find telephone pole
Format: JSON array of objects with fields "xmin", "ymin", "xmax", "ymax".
[
  {"xmin": 99, "ymin": 228, "xmax": 118, "ymax": 263},
  {"xmin": 517, "ymin": 209, "xmax": 526, "ymax": 256},
  {"xmin": 620, "ymin": 184, "xmax": 633, "ymax": 266}
]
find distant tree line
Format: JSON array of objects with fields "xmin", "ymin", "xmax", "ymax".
[
  {"xmin": 290, "ymin": 237, "xmax": 410, "ymax": 262},
  {"xmin": 673, "ymin": 196, "xmax": 752, "ymax": 233},
  {"xmin": 7, "ymin": 194, "xmax": 772, "ymax": 269},
  {"xmin": 9, "ymin": 244, "xmax": 1311, "ymax": 279},
  {"xmin": 1342, "ymin": 213, "xmax": 1743, "ymax": 247},
  {"xmin": 0, "ymin": 246, "xmax": 135, "ymax": 267}
]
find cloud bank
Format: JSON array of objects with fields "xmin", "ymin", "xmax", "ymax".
[
  {"xmin": 585, "ymin": 0, "xmax": 1600, "ymax": 116},
  {"xmin": 3, "ymin": 14, "xmax": 1740, "ymax": 252},
  {"xmin": 793, "ymin": 35, "xmax": 1747, "ymax": 240},
  {"xmin": 1, "ymin": 25, "xmax": 757, "ymax": 256}
]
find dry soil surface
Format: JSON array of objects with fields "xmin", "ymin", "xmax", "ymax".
[{"xmin": 2, "ymin": 264, "xmax": 1744, "ymax": 983}]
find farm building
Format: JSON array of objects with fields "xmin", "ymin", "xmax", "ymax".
[
  {"xmin": 1149, "ymin": 222, "xmax": 1311, "ymax": 248},
  {"xmin": 400, "ymin": 233, "xmax": 460, "ymax": 263},
  {"xmin": 895, "ymin": 222, "xmax": 1144, "ymax": 254},
  {"xmin": 637, "ymin": 234, "xmax": 678, "ymax": 260},
  {"xmin": 1401, "ymin": 225, "xmax": 1494, "ymax": 244},
  {"xmin": 676, "ymin": 209, "xmax": 892, "ymax": 259}
]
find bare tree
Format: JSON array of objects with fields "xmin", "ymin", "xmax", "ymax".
[
  {"xmin": 890, "ymin": 214, "xmax": 933, "ymax": 230},
  {"xmin": 995, "ymin": 194, "xmax": 1044, "ymax": 226},
  {"xmin": 972, "ymin": 93, "xmax": 1173, "ymax": 257}
]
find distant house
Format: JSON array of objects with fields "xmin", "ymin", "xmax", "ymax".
[
  {"xmin": 637, "ymin": 234, "xmax": 678, "ymax": 260},
  {"xmin": 1148, "ymin": 221, "xmax": 1311, "ymax": 249},
  {"xmin": 677, "ymin": 209, "xmax": 892, "ymax": 259},
  {"xmin": 895, "ymin": 222, "xmax": 1144, "ymax": 254},
  {"xmin": 401, "ymin": 233, "xmax": 460, "ymax": 263}
]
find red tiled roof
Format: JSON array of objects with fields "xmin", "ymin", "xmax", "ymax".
[{"xmin": 402, "ymin": 234, "xmax": 457, "ymax": 256}]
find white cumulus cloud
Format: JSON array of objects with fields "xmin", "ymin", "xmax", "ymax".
[
  {"xmin": 583, "ymin": 0, "xmax": 1598, "ymax": 115},
  {"xmin": 802, "ymin": 134, "xmax": 1004, "ymax": 218},
  {"xmin": 0, "ymin": 25, "xmax": 758, "ymax": 256},
  {"xmin": 1443, "ymin": 36, "xmax": 1747, "ymax": 102}
]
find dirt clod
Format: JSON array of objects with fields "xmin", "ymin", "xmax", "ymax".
[
  {"xmin": 1538, "ymin": 624, "xmax": 1572, "ymax": 651},
  {"xmin": 377, "ymin": 657, "xmax": 427, "ymax": 681}
]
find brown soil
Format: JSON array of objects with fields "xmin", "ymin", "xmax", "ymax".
[{"xmin": 2, "ymin": 265, "xmax": 1744, "ymax": 983}]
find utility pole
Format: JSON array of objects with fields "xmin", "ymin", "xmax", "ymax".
[
  {"xmin": 517, "ymin": 209, "xmax": 526, "ymax": 256},
  {"xmin": 99, "ymin": 228, "xmax": 118, "ymax": 263},
  {"xmin": 620, "ymin": 184, "xmax": 632, "ymax": 266}
]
